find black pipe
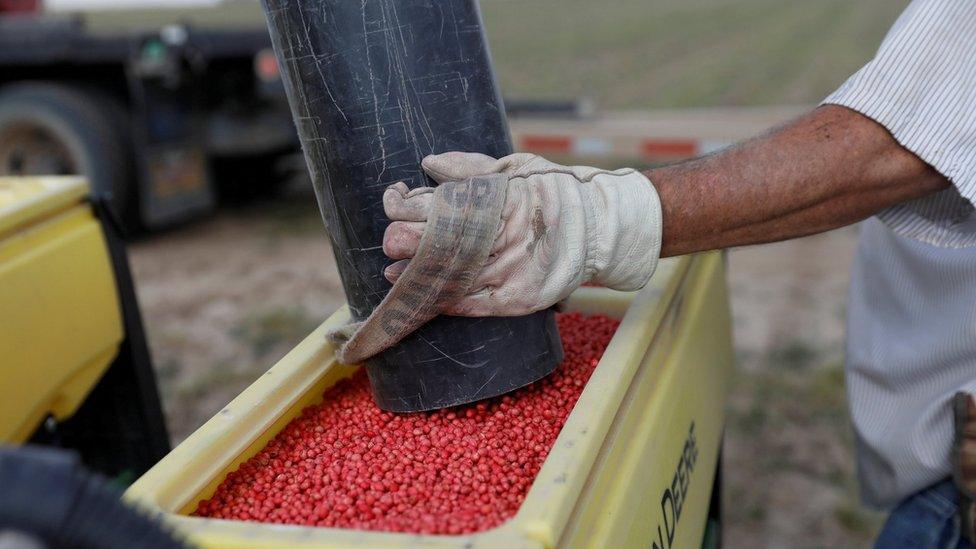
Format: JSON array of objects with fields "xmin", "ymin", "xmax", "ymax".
[{"xmin": 261, "ymin": 0, "xmax": 563, "ymax": 412}]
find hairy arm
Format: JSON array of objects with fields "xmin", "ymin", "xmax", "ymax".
[{"xmin": 651, "ymin": 105, "xmax": 950, "ymax": 257}]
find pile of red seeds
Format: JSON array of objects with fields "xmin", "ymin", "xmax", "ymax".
[{"xmin": 193, "ymin": 312, "xmax": 619, "ymax": 534}]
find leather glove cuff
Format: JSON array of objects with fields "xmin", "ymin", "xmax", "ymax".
[{"xmin": 581, "ymin": 169, "xmax": 663, "ymax": 290}]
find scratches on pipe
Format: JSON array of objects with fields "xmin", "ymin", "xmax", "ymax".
[
  {"xmin": 295, "ymin": 1, "xmax": 348, "ymax": 124},
  {"xmin": 416, "ymin": 334, "xmax": 489, "ymax": 370},
  {"xmin": 361, "ymin": 0, "xmax": 389, "ymax": 181},
  {"xmin": 472, "ymin": 368, "xmax": 501, "ymax": 398}
]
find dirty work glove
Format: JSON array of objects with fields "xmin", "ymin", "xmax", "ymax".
[{"xmin": 382, "ymin": 151, "xmax": 663, "ymax": 317}]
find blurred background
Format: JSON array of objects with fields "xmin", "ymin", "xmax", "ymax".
[{"xmin": 1, "ymin": 0, "xmax": 910, "ymax": 545}]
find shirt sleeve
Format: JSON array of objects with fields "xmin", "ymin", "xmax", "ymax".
[{"xmin": 822, "ymin": 0, "xmax": 976, "ymax": 248}]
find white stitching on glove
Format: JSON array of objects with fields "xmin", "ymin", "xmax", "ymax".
[{"xmin": 382, "ymin": 152, "xmax": 663, "ymax": 317}]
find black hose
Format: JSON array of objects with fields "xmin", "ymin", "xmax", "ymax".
[
  {"xmin": 0, "ymin": 446, "xmax": 184, "ymax": 549},
  {"xmin": 260, "ymin": 0, "xmax": 564, "ymax": 412}
]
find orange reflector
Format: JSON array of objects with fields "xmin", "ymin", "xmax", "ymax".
[
  {"xmin": 640, "ymin": 139, "xmax": 697, "ymax": 158},
  {"xmin": 520, "ymin": 135, "xmax": 573, "ymax": 154},
  {"xmin": 254, "ymin": 49, "xmax": 280, "ymax": 82}
]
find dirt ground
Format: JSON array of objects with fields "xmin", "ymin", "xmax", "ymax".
[
  {"xmin": 724, "ymin": 227, "xmax": 885, "ymax": 547},
  {"xmin": 128, "ymin": 185, "xmax": 881, "ymax": 547}
]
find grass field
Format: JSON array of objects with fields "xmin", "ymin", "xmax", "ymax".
[
  {"xmin": 481, "ymin": 0, "xmax": 908, "ymax": 108},
  {"xmin": 82, "ymin": 0, "xmax": 909, "ymax": 109}
]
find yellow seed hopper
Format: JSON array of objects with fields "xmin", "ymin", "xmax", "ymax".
[
  {"xmin": 127, "ymin": 251, "xmax": 733, "ymax": 548},
  {"xmin": 0, "ymin": 176, "xmax": 169, "ymax": 477}
]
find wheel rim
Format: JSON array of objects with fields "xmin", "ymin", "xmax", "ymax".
[{"xmin": 0, "ymin": 121, "xmax": 79, "ymax": 176}]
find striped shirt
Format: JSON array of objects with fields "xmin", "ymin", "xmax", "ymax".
[{"xmin": 822, "ymin": 0, "xmax": 976, "ymax": 508}]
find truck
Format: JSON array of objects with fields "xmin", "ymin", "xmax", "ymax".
[{"xmin": 0, "ymin": 0, "xmax": 298, "ymax": 230}]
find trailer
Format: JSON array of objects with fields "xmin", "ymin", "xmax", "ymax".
[{"xmin": 0, "ymin": 1, "xmax": 298, "ymax": 230}]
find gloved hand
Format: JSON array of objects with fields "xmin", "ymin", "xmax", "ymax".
[{"xmin": 382, "ymin": 151, "xmax": 663, "ymax": 316}]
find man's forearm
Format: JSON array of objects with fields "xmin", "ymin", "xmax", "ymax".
[{"xmin": 650, "ymin": 105, "xmax": 949, "ymax": 257}]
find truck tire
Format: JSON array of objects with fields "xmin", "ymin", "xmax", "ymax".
[{"xmin": 0, "ymin": 82, "xmax": 138, "ymax": 231}]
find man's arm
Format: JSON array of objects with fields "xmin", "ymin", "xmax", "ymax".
[
  {"xmin": 653, "ymin": 105, "xmax": 949, "ymax": 257},
  {"xmin": 380, "ymin": 106, "xmax": 950, "ymax": 318}
]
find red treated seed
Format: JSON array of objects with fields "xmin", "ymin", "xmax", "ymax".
[{"xmin": 193, "ymin": 313, "xmax": 619, "ymax": 535}]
